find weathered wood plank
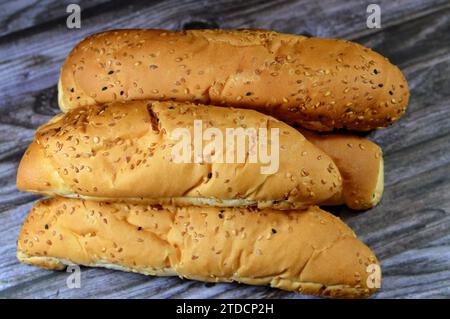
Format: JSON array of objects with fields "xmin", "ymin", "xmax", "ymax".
[
  {"xmin": 0, "ymin": 0, "xmax": 447, "ymax": 40},
  {"xmin": 0, "ymin": 0, "xmax": 111, "ymax": 37},
  {"xmin": 0, "ymin": 0, "xmax": 449, "ymax": 299}
]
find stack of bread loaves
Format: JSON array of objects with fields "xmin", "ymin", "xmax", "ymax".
[{"xmin": 16, "ymin": 30, "xmax": 408, "ymax": 298}]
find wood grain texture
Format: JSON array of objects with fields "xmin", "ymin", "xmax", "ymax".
[
  {"xmin": 0, "ymin": 0, "xmax": 449, "ymax": 299},
  {"xmin": 0, "ymin": 0, "xmax": 111, "ymax": 37}
]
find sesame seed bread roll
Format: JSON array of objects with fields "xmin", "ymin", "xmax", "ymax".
[
  {"xmin": 17, "ymin": 100, "xmax": 342, "ymax": 209},
  {"xmin": 17, "ymin": 197, "xmax": 380, "ymax": 298},
  {"xmin": 299, "ymin": 129, "xmax": 384, "ymax": 210},
  {"xmin": 58, "ymin": 29, "xmax": 409, "ymax": 131}
]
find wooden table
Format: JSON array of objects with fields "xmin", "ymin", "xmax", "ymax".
[{"xmin": 0, "ymin": 0, "xmax": 449, "ymax": 299}]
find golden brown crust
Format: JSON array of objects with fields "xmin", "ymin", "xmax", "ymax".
[
  {"xmin": 59, "ymin": 29, "xmax": 409, "ymax": 131},
  {"xmin": 17, "ymin": 197, "xmax": 380, "ymax": 298},
  {"xmin": 299, "ymin": 129, "xmax": 384, "ymax": 210},
  {"xmin": 17, "ymin": 100, "xmax": 342, "ymax": 209}
]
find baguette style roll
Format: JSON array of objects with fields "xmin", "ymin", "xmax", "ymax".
[
  {"xmin": 17, "ymin": 100, "xmax": 342, "ymax": 209},
  {"xmin": 58, "ymin": 29, "xmax": 409, "ymax": 131},
  {"xmin": 300, "ymin": 129, "xmax": 384, "ymax": 210},
  {"xmin": 17, "ymin": 197, "xmax": 381, "ymax": 298}
]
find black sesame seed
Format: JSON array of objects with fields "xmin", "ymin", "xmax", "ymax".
[
  {"xmin": 271, "ymin": 228, "xmax": 277, "ymax": 234},
  {"xmin": 102, "ymin": 87, "xmax": 108, "ymax": 91},
  {"xmin": 120, "ymin": 90, "xmax": 124, "ymax": 95},
  {"xmin": 70, "ymin": 88, "xmax": 74, "ymax": 93},
  {"xmin": 138, "ymin": 227, "xmax": 142, "ymax": 231},
  {"xmin": 207, "ymin": 172, "xmax": 212, "ymax": 178},
  {"xmin": 108, "ymin": 70, "xmax": 114, "ymax": 75},
  {"xmin": 378, "ymin": 84, "xmax": 383, "ymax": 88},
  {"xmin": 76, "ymin": 96, "xmax": 80, "ymax": 99},
  {"xmin": 389, "ymin": 91, "xmax": 393, "ymax": 95},
  {"xmin": 245, "ymin": 92, "xmax": 252, "ymax": 96},
  {"xmin": 44, "ymin": 224, "xmax": 49, "ymax": 230},
  {"xmin": 373, "ymin": 69, "xmax": 379, "ymax": 74}
]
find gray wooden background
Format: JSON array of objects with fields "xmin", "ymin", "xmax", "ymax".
[{"xmin": 0, "ymin": 0, "xmax": 449, "ymax": 299}]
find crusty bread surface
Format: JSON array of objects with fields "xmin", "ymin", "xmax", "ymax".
[
  {"xmin": 17, "ymin": 100, "xmax": 342, "ymax": 209},
  {"xmin": 58, "ymin": 29, "xmax": 409, "ymax": 131},
  {"xmin": 17, "ymin": 197, "xmax": 380, "ymax": 298},
  {"xmin": 299, "ymin": 129, "xmax": 384, "ymax": 210}
]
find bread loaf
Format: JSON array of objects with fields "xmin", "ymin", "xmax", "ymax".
[
  {"xmin": 17, "ymin": 100, "xmax": 342, "ymax": 209},
  {"xmin": 17, "ymin": 197, "xmax": 381, "ymax": 298},
  {"xmin": 58, "ymin": 29, "xmax": 409, "ymax": 131},
  {"xmin": 300, "ymin": 129, "xmax": 384, "ymax": 210}
]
